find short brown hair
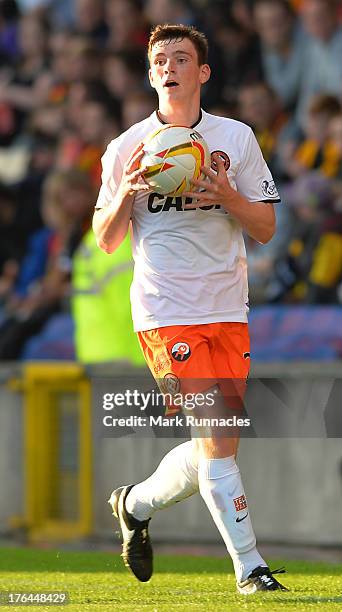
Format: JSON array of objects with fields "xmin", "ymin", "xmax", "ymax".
[{"xmin": 148, "ymin": 24, "xmax": 208, "ymax": 66}]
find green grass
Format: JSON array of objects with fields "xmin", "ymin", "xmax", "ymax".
[{"xmin": 0, "ymin": 548, "xmax": 341, "ymax": 611}]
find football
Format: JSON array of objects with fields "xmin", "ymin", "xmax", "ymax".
[{"xmin": 140, "ymin": 125, "xmax": 210, "ymax": 196}]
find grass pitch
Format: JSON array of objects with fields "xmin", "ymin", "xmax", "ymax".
[{"xmin": 0, "ymin": 548, "xmax": 341, "ymax": 611}]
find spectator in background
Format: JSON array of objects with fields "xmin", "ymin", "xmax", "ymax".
[
  {"xmin": 329, "ymin": 112, "xmax": 342, "ymax": 226},
  {"xmin": 206, "ymin": 100, "xmax": 237, "ymax": 119},
  {"xmin": 79, "ymin": 96, "xmax": 120, "ymax": 148},
  {"xmin": 66, "ymin": 37, "xmax": 105, "ymax": 83},
  {"xmin": 253, "ymin": 0, "xmax": 305, "ymax": 113},
  {"xmin": 29, "ymin": 102, "xmax": 63, "ymax": 139},
  {"xmin": 8, "ymin": 170, "xmax": 67, "ymax": 304},
  {"xmin": 43, "ymin": 30, "xmax": 75, "ymax": 107},
  {"xmin": 238, "ymin": 81, "xmax": 294, "ymax": 180},
  {"xmin": 0, "ymin": 13, "xmax": 50, "ymax": 139},
  {"xmin": 329, "ymin": 112, "xmax": 342, "ymax": 180},
  {"xmin": 0, "ymin": 184, "xmax": 23, "ymax": 276},
  {"xmin": 231, "ymin": 0, "xmax": 256, "ymax": 33},
  {"xmin": 121, "ymin": 91, "xmax": 157, "ymax": 130},
  {"xmin": 297, "ymin": 0, "xmax": 342, "ymax": 125},
  {"xmin": 254, "ymin": 0, "xmax": 342, "ymax": 129},
  {"xmin": 75, "ymin": 0, "xmax": 108, "ymax": 46},
  {"xmin": 72, "ymin": 231, "xmax": 145, "ymax": 365},
  {"xmin": 0, "ymin": 0, "xmax": 20, "ymax": 65},
  {"xmin": 214, "ymin": 12, "xmax": 262, "ymax": 107},
  {"xmin": 238, "ymin": 84, "xmax": 295, "ymax": 302},
  {"xmin": 0, "ymin": 185, "xmax": 22, "ymax": 324},
  {"xmin": 65, "ymin": 79, "xmax": 117, "ymax": 135},
  {"xmin": 106, "ymin": 0, "xmax": 149, "ymax": 52},
  {"xmin": 0, "ymin": 168, "xmax": 94, "ymax": 359},
  {"xmin": 266, "ymin": 172, "xmax": 342, "ymax": 303},
  {"xmin": 16, "ymin": 0, "xmax": 75, "ymax": 29},
  {"xmin": 282, "ymin": 94, "xmax": 341, "ymax": 178},
  {"xmin": 103, "ymin": 49, "xmax": 146, "ymax": 104},
  {"xmin": 43, "ymin": 33, "xmax": 105, "ymax": 108},
  {"xmin": 56, "ymin": 94, "xmax": 120, "ymax": 187},
  {"xmin": 144, "ymin": 0, "xmax": 196, "ymax": 27}
]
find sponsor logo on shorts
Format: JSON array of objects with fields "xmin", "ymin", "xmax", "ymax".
[
  {"xmin": 261, "ymin": 180, "xmax": 279, "ymax": 199},
  {"xmin": 211, "ymin": 150, "xmax": 230, "ymax": 172},
  {"xmin": 154, "ymin": 351, "xmax": 172, "ymax": 374},
  {"xmin": 160, "ymin": 373, "xmax": 181, "ymax": 395},
  {"xmin": 171, "ymin": 342, "xmax": 191, "ymax": 362},
  {"xmin": 233, "ymin": 494, "xmax": 247, "ymax": 512}
]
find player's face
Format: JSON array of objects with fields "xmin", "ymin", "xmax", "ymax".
[{"xmin": 148, "ymin": 38, "xmax": 210, "ymax": 104}]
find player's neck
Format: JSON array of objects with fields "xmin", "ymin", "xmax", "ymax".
[{"xmin": 157, "ymin": 102, "xmax": 201, "ymax": 127}]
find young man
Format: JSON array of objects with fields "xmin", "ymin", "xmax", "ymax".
[{"xmin": 93, "ymin": 24, "xmax": 288, "ymax": 595}]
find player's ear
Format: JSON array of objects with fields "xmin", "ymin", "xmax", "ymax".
[
  {"xmin": 199, "ymin": 64, "xmax": 211, "ymax": 85},
  {"xmin": 148, "ymin": 68, "xmax": 156, "ymax": 89}
]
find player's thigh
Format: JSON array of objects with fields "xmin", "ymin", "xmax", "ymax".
[
  {"xmin": 211, "ymin": 322, "xmax": 250, "ymax": 407},
  {"xmin": 191, "ymin": 323, "xmax": 250, "ymax": 458},
  {"xmin": 137, "ymin": 325, "xmax": 216, "ymax": 411}
]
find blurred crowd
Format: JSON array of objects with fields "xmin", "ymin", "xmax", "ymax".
[{"xmin": 0, "ymin": 0, "xmax": 341, "ymax": 361}]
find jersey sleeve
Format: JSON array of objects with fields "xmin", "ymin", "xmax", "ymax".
[
  {"xmin": 235, "ymin": 127, "xmax": 281, "ymax": 203},
  {"xmin": 95, "ymin": 140, "xmax": 124, "ymax": 209}
]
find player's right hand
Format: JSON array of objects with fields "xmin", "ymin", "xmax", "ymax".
[{"xmin": 120, "ymin": 143, "xmax": 150, "ymax": 197}]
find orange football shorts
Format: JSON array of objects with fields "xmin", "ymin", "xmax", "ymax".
[{"xmin": 137, "ymin": 322, "xmax": 250, "ymax": 416}]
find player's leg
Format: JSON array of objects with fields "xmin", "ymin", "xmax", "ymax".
[
  {"xmin": 122, "ymin": 326, "xmax": 214, "ymax": 520},
  {"xmin": 196, "ymin": 422, "xmax": 287, "ymax": 593},
  {"xmin": 195, "ymin": 406, "xmax": 266, "ymax": 580},
  {"xmin": 111, "ymin": 326, "xmax": 214, "ymax": 520},
  {"xmin": 194, "ymin": 323, "xmax": 288, "ymax": 593},
  {"xmin": 109, "ymin": 439, "xmax": 198, "ymax": 582},
  {"xmin": 124, "ymin": 440, "xmax": 198, "ymax": 519},
  {"xmin": 109, "ymin": 325, "xmax": 210, "ymax": 582}
]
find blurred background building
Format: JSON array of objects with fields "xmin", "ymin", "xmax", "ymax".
[{"xmin": 0, "ymin": 0, "xmax": 341, "ymax": 548}]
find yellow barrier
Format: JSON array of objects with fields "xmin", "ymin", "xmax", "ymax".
[{"xmin": 10, "ymin": 363, "xmax": 92, "ymax": 541}]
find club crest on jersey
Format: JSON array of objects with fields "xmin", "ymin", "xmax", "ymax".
[
  {"xmin": 211, "ymin": 150, "xmax": 230, "ymax": 172},
  {"xmin": 160, "ymin": 373, "xmax": 180, "ymax": 395},
  {"xmin": 261, "ymin": 180, "xmax": 279, "ymax": 199},
  {"xmin": 171, "ymin": 342, "xmax": 191, "ymax": 362}
]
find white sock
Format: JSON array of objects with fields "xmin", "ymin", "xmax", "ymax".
[
  {"xmin": 198, "ymin": 455, "xmax": 266, "ymax": 582},
  {"xmin": 125, "ymin": 440, "xmax": 199, "ymax": 521}
]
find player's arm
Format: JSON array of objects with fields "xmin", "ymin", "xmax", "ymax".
[
  {"xmin": 93, "ymin": 144, "xmax": 149, "ymax": 254},
  {"xmin": 220, "ymin": 189, "xmax": 275, "ymax": 245}
]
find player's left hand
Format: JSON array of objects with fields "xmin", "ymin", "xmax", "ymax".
[{"xmin": 183, "ymin": 152, "xmax": 235, "ymax": 208}]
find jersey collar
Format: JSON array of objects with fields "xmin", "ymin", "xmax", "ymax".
[{"xmin": 155, "ymin": 109, "xmax": 203, "ymax": 129}]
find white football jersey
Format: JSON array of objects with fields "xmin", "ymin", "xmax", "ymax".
[{"xmin": 95, "ymin": 110, "xmax": 280, "ymax": 332}]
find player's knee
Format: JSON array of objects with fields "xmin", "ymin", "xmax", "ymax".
[{"xmin": 195, "ymin": 436, "xmax": 237, "ymax": 458}]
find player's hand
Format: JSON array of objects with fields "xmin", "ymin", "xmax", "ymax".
[
  {"xmin": 119, "ymin": 142, "xmax": 150, "ymax": 198},
  {"xmin": 183, "ymin": 152, "xmax": 236, "ymax": 208}
]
